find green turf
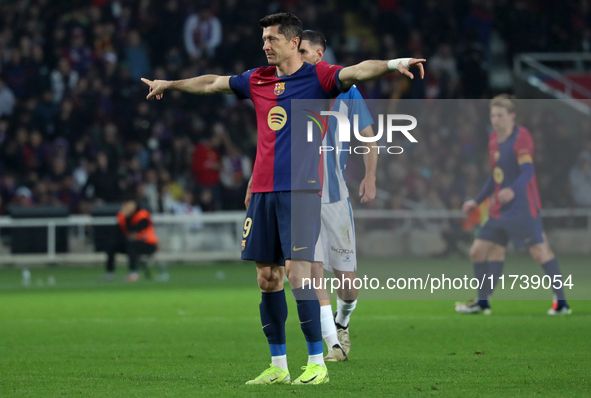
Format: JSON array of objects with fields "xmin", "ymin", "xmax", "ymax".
[{"xmin": 0, "ymin": 258, "xmax": 590, "ymax": 397}]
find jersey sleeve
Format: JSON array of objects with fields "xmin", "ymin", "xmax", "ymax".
[
  {"xmin": 513, "ymin": 128, "xmax": 534, "ymax": 165},
  {"xmin": 315, "ymin": 61, "xmax": 346, "ymax": 96},
  {"xmin": 349, "ymin": 86, "xmax": 374, "ymax": 131},
  {"xmin": 229, "ymin": 69, "xmax": 255, "ymax": 100}
]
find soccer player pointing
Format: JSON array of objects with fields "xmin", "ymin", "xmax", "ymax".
[
  {"xmin": 142, "ymin": 13, "xmax": 425, "ymax": 385},
  {"xmin": 456, "ymin": 95, "xmax": 570, "ymax": 315}
]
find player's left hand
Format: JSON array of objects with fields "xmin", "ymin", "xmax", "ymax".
[
  {"xmin": 497, "ymin": 187, "xmax": 515, "ymax": 204},
  {"xmin": 359, "ymin": 176, "xmax": 376, "ymax": 203},
  {"xmin": 398, "ymin": 58, "xmax": 426, "ymax": 80}
]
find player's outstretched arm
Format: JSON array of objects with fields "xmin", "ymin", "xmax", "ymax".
[
  {"xmin": 141, "ymin": 75, "xmax": 233, "ymax": 99},
  {"xmin": 338, "ymin": 58, "xmax": 426, "ymax": 91}
]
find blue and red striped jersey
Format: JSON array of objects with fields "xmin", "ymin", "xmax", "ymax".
[
  {"xmin": 229, "ymin": 61, "xmax": 345, "ymax": 193},
  {"xmin": 488, "ymin": 126, "xmax": 542, "ymax": 219}
]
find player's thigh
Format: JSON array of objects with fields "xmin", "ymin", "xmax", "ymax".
[
  {"xmin": 321, "ymin": 199, "xmax": 357, "ymax": 273},
  {"xmin": 473, "ymin": 219, "xmax": 508, "ymax": 261},
  {"xmin": 241, "ymin": 192, "xmax": 283, "ymax": 264},
  {"xmin": 505, "ymin": 217, "xmax": 545, "ymax": 252},
  {"xmin": 277, "ymin": 191, "xmax": 321, "ymax": 264}
]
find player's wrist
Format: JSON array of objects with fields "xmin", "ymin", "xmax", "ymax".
[{"xmin": 387, "ymin": 58, "xmax": 411, "ymax": 71}]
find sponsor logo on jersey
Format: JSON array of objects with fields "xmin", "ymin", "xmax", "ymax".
[
  {"xmin": 493, "ymin": 167, "xmax": 504, "ymax": 184},
  {"xmin": 267, "ymin": 106, "xmax": 287, "ymax": 131}
]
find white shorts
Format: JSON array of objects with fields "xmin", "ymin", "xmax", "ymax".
[{"xmin": 314, "ymin": 199, "xmax": 357, "ymax": 272}]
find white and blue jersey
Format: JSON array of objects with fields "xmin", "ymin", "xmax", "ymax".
[{"xmin": 321, "ymin": 86, "xmax": 374, "ymax": 204}]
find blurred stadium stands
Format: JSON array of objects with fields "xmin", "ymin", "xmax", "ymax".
[{"xmin": 0, "ymin": 0, "xmax": 590, "ymax": 260}]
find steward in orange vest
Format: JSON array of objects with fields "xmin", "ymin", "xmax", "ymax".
[{"xmin": 104, "ymin": 199, "xmax": 158, "ymax": 282}]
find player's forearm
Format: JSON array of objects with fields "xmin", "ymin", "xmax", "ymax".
[
  {"xmin": 475, "ymin": 176, "xmax": 495, "ymax": 205},
  {"xmin": 166, "ymin": 75, "xmax": 231, "ymax": 95},
  {"xmin": 509, "ymin": 163, "xmax": 534, "ymax": 193},
  {"xmin": 340, "ymin": 60, "xmax": 390, "ymax": 88},
  {"xmin": 360, "ymin": 126, "xmax": 377, "ymax": 179}
]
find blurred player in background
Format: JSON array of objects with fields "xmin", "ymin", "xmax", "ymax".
[
  {"xmin": 142, "ymin": 12, "xmax": 424, "ymax": 385},
  {"xmin": 456, "ymin": 95, "xmax": 570, "ymax": 315},
  {"xmin": 104, "ymin": 198, "xmax": 158, "ymax": 282},
  {"xmin": 298, "ymin": 30, "xmax": 377, "ymax": 362}
]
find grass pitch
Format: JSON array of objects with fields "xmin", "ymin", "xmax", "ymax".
[{"xmin": 0, "ymin": 257, "xmax": 589, "ymax": 397}]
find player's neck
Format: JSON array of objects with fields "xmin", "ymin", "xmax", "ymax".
[
  {"xmin": 276, "ymin": 57, "xmax": 304, "ymax": 77},
  {"xmin": 497, "ymin": 124, "xmax": 515, "ymax": 142}
]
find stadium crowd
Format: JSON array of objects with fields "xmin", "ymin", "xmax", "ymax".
[{"xmin": 0, "ymin": 0, "xmax": 590, "ymax": 216}]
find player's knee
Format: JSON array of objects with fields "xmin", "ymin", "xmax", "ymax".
[
  {"xmin": 530, "ymin": 249, "xmax": 545, "ymax": 264},
  {"xmin": 256, "ymin": 267, "xmax": 282, "ymax": 292},
  {"xmin": 530, "ymin": 244, "xmax": 553, "ymax": 264},
  {"xmin": 469, "ymin": 245, "xmax": 486, "ymax": 262},
  {"xmin": 488, "ymin": 245, "xmax": 506, "ymax": 261},
  {"xmin": 311, "ymin": 262, "xmax": 323, "ymax": 279}
]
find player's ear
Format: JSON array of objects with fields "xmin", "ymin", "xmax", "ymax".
[{"xmin": 317, "ymin": 48, "xmax": 324, "ymax": 61}]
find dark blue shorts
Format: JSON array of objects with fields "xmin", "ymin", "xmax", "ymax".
[
  {"xmin": 241, "ymin": 191, "xmax": 321, "ymax": 264},
  {"xmin": 476, "ymin": 217, "xmax": 544, "ymax": 249}
]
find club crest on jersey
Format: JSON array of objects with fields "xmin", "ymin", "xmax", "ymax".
[{"xmin": 274, "ymin": 82, "xmax": 285, "ymax": 95}]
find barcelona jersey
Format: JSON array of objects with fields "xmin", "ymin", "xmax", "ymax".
[
  {"xmin": 229, "ymin": 61, "xmax": 346, "ymax": 193},
  {"xmin": 488, "ymin": 125, "xmax": 542, "ymax": 219}
]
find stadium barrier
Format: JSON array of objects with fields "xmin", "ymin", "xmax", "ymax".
[{"xmin": 0, "ymin": 208, "xmax": 590, "ymax": 266}]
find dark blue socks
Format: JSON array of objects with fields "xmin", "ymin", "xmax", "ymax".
[
  {"xmin": 260, "ymin": 290, "xmax": 288, "ymax": 357},
  {"xmin": 292, "ymin": 286, "xmax": 323, "ymax": 356},
  {"xmin": 542, "ymin": 258, "xmax": 568, "ymax": 307},
  {"xmin": 473, "ymin": 261, "xmax": 490, "ymax": 307}
]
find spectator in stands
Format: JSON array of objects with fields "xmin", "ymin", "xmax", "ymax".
[
  {"xmin": 569, "ymin": 149, "xmax": 591, "ymax": 208},
  {"xmin": 220, "ymin": 143, "xmax": 251, "ymax": 210},
  {"xmin": 124, "ymin": 30, "xmax": 151, "ymax": 81},
  {"xmin": 103, "ymin": 197, "xmax": 158, "ymax": 282},
  {"xmin": 50, "ymin": 58, "xmax": 79, "ymax": 103},
  {"xmin": 0, "ymin": 79, "xmax": 15, "ymax": 117},
  {"xmin": 183, "ymin": 7, "xmax": 222, "ymax": 59},
  {"xmin": 169, "ymin": 190, "xmax": 204, "ymax": 230},
  {"xmin": 82, "ymin": 152, "xmax": 120, "ymax": 204},
  {"xmin": 191, "ymin": 124, "xmax": 224, "ymax": 209}
]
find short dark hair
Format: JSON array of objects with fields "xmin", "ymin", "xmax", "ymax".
[
  {"xmin": 259, "ymin": 13, "xmax": 303, "ymax": 42},
  {"xmin": 302, "ymin": 30, "xmax": 326, "ymax": 51}
]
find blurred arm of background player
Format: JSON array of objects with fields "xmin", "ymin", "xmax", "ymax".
[
  {"xmin": 462, "ymin": 176, "xmax": 494, "ymax": 214},
  {"xmin": 141, "ymin": 75, "xmax": 233, "ymax": 99},
  {"xmin": 358, "ymin": 125, "xmax": 377, "ymax": 203}
]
